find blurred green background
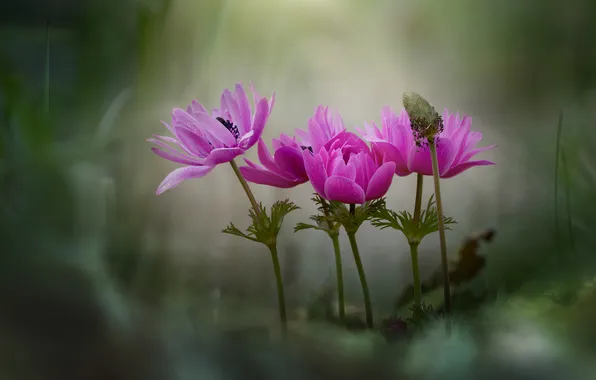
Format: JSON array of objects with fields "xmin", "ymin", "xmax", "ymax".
[{"xmin": 1, "ymin": 0, "xmax": 596, "ymax": 378}]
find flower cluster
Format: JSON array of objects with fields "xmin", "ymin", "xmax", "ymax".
[
  {"xmin": 147, "ymin": 82, "xmax": 495, "ymax": 333},
  {"xmin": 150, "ymin": 83, "xmax": 493, "ymax": 198}
]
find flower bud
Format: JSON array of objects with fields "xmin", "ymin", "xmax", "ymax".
[{"xmin": 402, "ymin": 92, "xmax": 443, "ymax": 142}]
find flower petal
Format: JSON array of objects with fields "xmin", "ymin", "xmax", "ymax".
[
  {"xmin": 204, "ymin": 147, "xmax": 245, "ymax": 165},
  {"xmin": 156, "ymin": 165, "xmax": 215, "ymax": 195},
  {"xmin": 324, "ymin": 175, "xmax": 366, "ymax": 204},
  {"xmin": 242, "ymin": 97, "xmax": 270, "ymax": 149},
  {"xmin": 460, "ymin": 144, "xmax": 496, "ymax": 163},
  {"xmin": 187, "ymin": 100, "xmax": 208, "ymax": 118},
  {"xmin": 221, "ymin": 88, "xmax": 243, "ymax": 135},
  {"xmin": 442, "ymin": 160, "xmax": 495, "ymax": 178},
  {"xmin": 174, "ymin": 127, "xmax": 213, "ymax": 157},
  {"xmin": 150, "ymin": 146, "xmax": 205, "ymax": 166},
  {"xmin": 407, "ymin": 138, "xmax": 457, "ymax": 176},
  {"xmin": 372, "ymin": 141, "xmax": 409, "ymax": 176},
  {"xmin": 190, "ymin": 111, "xmax": 237, "ymax": 147},
  {"xmin": 274, "ymin": 146, "xmax": 307, "ymax": 179},
  {"xmin": 365, "ymin": 162, "xmax": 396, "ymax": 201},
  {"xmin": 303, "ymin": 150, "xmax": 328, "ymax": 197},
  {"xmin": 256, "ymin": 139, "xmax": 290, "ymax": 178},
  {"xmin": 235, "ymin": 83, "xmax": 252, "ymax": 135},
  {"xmin": 240, "ymin": 165, "xmax": 305, "ymax": 188}
]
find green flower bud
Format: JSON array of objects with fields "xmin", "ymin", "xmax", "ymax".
[{"xmin": 402, "ymin": 92, "xmax": 443, "ymax": 142}]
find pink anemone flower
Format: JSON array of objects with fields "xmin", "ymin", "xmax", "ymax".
[
  {"xmin": 359, "ymin": 107, "xmax": 495, "ymax": 178},
  {"xmin": 148, "ymin": 83, "xmax": 275, "ymax": 194},
  {"xmin": 302, "ymin": 142, "xmax": 396, "ymax": 205},
  {"xmin": 238, "ymin": 105, "xmax": 348, "ymax": 188}
]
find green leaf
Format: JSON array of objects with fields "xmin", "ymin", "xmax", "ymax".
[
  {"xmin": 294, "ymin": 222, "xmax": 329, "ymax": 233},
  {"xmin": 223, "ymin": 199, "xmax": 299, "ymax": 246},
  {"xmin": 222, "ymin": 222, "xmax": 258, "ymax": 242},
  {"xmin": 270, "ymin": 199, "xmax": 300, "ymax": 234},
  {"xmin": 370, "ymin": 194, "xmax": 456, "ymax": 242}
]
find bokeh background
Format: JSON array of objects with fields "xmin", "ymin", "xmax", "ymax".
[{"xmin": 1, "ymin": 0, "xmax": 596, "ymax": 378}]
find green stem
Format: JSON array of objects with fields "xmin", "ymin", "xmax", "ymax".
[
  {"xmin": 347, "ymin": 229, "xmax": 373, "ymax": 328},
  {"xmin": 330, "ymin": 232, "xmax": 345, "ymax": 320},
  {"xmin": 322, "ymin": 202, "xmax": 345, "ymax": 320},
  {"xmin": 429, "ymin": 139, "xmax": 451, "ymax": 314},
  {"xmin": 268, "ymin": 243, "xmax": 288, "ymax": 338},
  {"xmin": 409, "ymin": 243, "xmax": 422, "ymax": 309},
  {"xmin": 412, "ymin": 173, "xmax": 424, "ymax": 226},
  {"xmin": 409, "ymin": 173, "xmax": 424, "ymax": 310},
  {"xmin": 230, "ymin": 159, "xmax": 286, "ymax": 335},
  {"xmin": 230, "ymin": 159, "xmax": 262, "ymax": 219}
]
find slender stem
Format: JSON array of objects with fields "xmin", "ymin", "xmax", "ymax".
[
  {"xmin": 268, "ymin": 243, "xmax": 288, "ymax": 338},
  {"xmin": 412, "ymin": 173, "xmax": 424, "ymax": 226},
  {"xmin": 429, "ymin": 139, "xmax": 451, "ymax": 314},
  {"xmin": 347, "ymin": 230, "xmax": 373, "ymax": 328},
  {"xmin": 321, "ymin": 203, "xmax": 345, "ymax": 319},
  {"xmin": 409, "ymin": 173, "xmax": 424, "ymax": 310},
  {"xmin": 409, "ymin": 243, "xmax": 422, "ymax": 308},
  {"xmin": 330, "ymin": 232, "xmax": 345, "ymax": 320},
  {"xmin": 230, "ymin": 159, "xmax": 286, "ymax": 335},
  {"xmin": 229, "ymin": 159, "xmax": 262, "ymax": 219}
]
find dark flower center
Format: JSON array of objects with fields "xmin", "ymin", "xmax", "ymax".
[
  {"xmin": 300, "ymin": 145, "xmax": 314, "ymax": 153},
  {"xmin": 216, "ymin": 117, "xmax": 240, "ymax": 140}
]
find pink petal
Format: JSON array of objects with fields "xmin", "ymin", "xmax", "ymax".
[
  {"xmin": 324, "ymin": 176, "xmax": 366, "ymax": 204},
  {"xmin": 148, "ymin": 136, "xmax": 205, "ymax": 164},
  {"xmin": 191, "ymin": 111, "xmax": 237, "ymax": 147},
  {"xmin": 278, "ymin": 133, "xmax": 296, "ymax": 146},
  {"xmin": 174, "ymin": 127, "xmax": 213, "ymax": 157},
  {"xmin": 407, "ymin": 138, "xmax": 457, "ymax": 176},
  {"xmin": 371, "ymin": 141, "xmax": 409, "ymax": 176},
  {"xmin": 160, "ymin": 120, "xmax": 176, "ymax": 135},
  {"xmin": 156, "ymin": 165, "xmax": 215, "ymax": 195},
  {"xmin": 235, "ymin": 84, "xmax": 252, "ymax": 135},
  {"xmin": 151, "ymin": 134, "xmax": 194, "ymax": 156},
  {"xmin": 442, "ymin": 160, "xmax": 495, "ymax": 178},
  {"xmin": 239, "ymin": 165, "xmax": 305, "ymax": 188},
  {"xmin": 243, "ymin": 97, "xmax": 270, "ymax": 149},
  {"xmin": 150, "ymin": 146, "xmax": 205, "ymax": 166},
  {"xmin": 243, "ymin": 158, "xmax": 260, "ymax": 169},
  {"xmin": 257, "ymin": 139, "xmax": 288, "ymax": 177},
  {"xmin": 303, "ymin": 150, "xmax": 328, "ymax": 197},
  {"xmin": 204, "ymin": 147, "xmax": 245, "ymax": 165},
  {"xmin": 365, "ymin": 162, "xmax": 396, "ymax": 201},
  {"xmin": 294, "ymin": 128, "xmax": 311, "ymax": 147},
  {"xmin": 187, "ymin": 100, "xmax": 208, "ymax": 118},
  {"xmin": 221, "ymin": 89, "xmax": 243, "ymax": 135},
  {"xmin": 459, "ymin": 144, "xmax": 496, "ymax": 163},
  {"xmin": 274, "ymin": 146, "xmax": 307, "ymax": 179}
]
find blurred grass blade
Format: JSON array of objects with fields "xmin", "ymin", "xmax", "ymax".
[
  {"xmin": 560, "ymin": 148, "xmax": 576, "ymax": 256},
  {"xmin": 554, "ymin": 111, "xmax": 563, "ymax": 258},
  {"xmin": 44, "ymin": 20, "xmax": 51, "ymax": 115}
]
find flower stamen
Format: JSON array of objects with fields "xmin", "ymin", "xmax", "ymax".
[{"xmin": 216, "ymin": 117, "xmax": 240, "ymax": 140}]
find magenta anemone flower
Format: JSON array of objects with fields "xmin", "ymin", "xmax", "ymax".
[
  {"xmin": 303, "ymin": 144, "xmax": 396, "ymax": 205},
  {"xmin": 237, "ymin": 105, "xmax": 349, "ymax": 189},
  {"xmin": 294, "ymin": 105, "xmax": 346, "ymax": 153},
  {"xmin": 148, "ymin": 83, "xmax": 275, "ymax": 194},
  {"xmin": 359, "ymin": 107, "xmax": 495, "ymax": 178}
]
